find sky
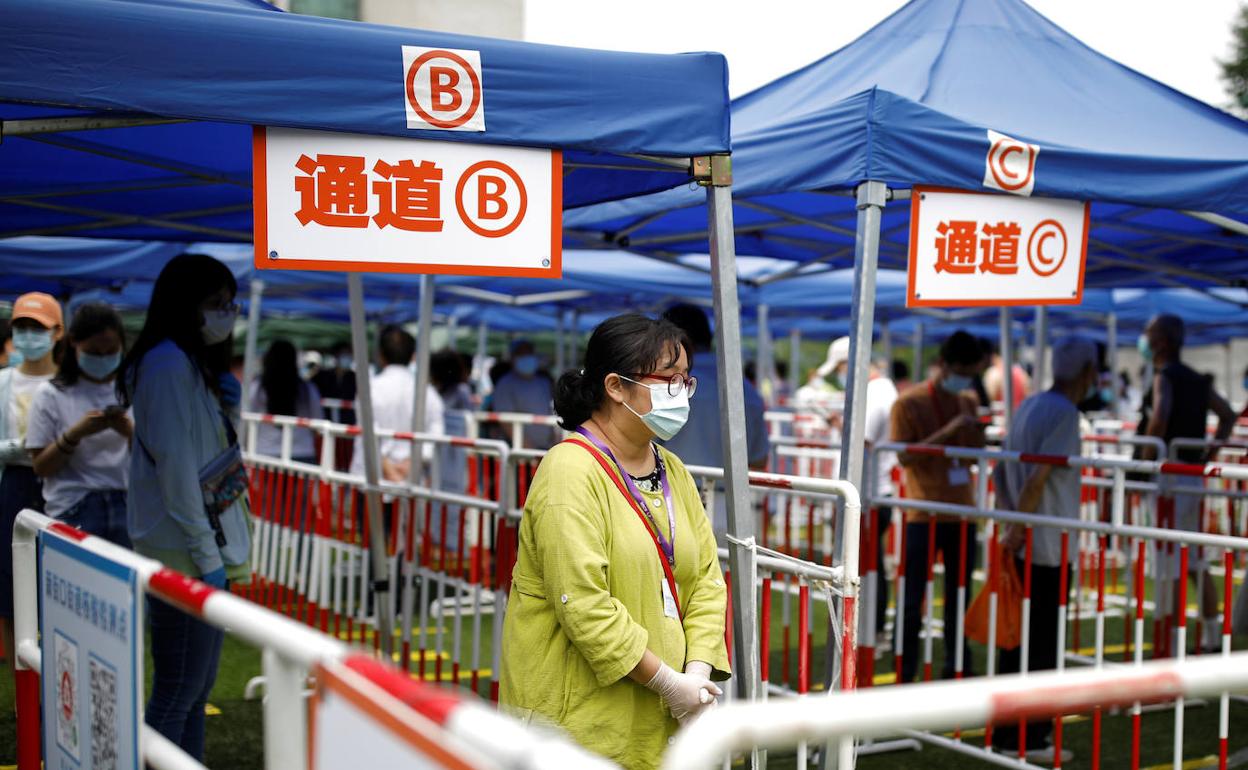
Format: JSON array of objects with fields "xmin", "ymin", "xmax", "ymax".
[{"xmin": 525, "ymin": 0, "xmax": 1244, "ymax": 110}]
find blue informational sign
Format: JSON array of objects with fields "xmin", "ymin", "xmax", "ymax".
[{"xmin": 40, "ymin": 531, "xmax": 142, "ymax": 770}]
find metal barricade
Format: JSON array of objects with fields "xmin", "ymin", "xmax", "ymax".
[
  {"xmin": 666, "ymin": 651, "xmax": 1248, "ymax": 770},
  {"xmin": 241, "ymin": 412, "xmax": 514, "ymax": 700},
  {"xmin": 867, "ymin": 440, "xmax": 1248, "ymax": 769},
  {"xmin": 11, "ymin": 510, "xmax": 608, "ymax": 770}
]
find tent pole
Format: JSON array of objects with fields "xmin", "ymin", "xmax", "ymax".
[
  {"xmin": 1106, "ymin": 313, "xmax": 1119, "ymax": 414},
  {"xmin": 474, "ymin": 320, "xmax": 489, "ymax": 392},
  {"xmin": 411, "ymin": 275, "xmax": 435, "ymax": 479},
  {"xmin": 913, "ymin": 321, "xmax": 924, "ymax": 378},
  {"xmin": 789, "ymin": 327, "xmax": 802, "ymax": 396},
  {"xmin": 1033, "ymin": 306, "xmax": 1048, "ymax": 392},
  {"xmin": 1000, "ymin": 307, "xmax": 1014, "ymax": 432},
  {"xmin": 347, "ymin": 274, "xmax": 394, "ymax": 658},
  {"xmin": 756, "ymin": 303, "xmax": 770, "ymax": 403},
  {"xmin": 822, "ymin": 180, "xmax": 886, "ymax": 770},
  {"xmin": 705, "ymin": 170, "xmax": 761, "ymax": 748},
  {"xmin": 241, "ymin": 278, "xmax": 264, "ymax": 411},
  {"xmin": 1226, "ymin": 341, "xmax": 1234, "ymax": 402},
  {"xmin": 400, "ymin": 274, "xmax": 436, "ymax": 657}
]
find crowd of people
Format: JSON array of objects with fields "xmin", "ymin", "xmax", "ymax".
[{"xmin": 2, "ymin": 245, "xmax": 1244, "ymax": 770}]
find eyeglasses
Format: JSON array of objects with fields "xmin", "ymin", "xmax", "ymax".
[
  {"xmin": 207, "ymin": 301, "xmax": 241, "ymax": 314},
  {"xmin": 624, "ymin": 372, "xmax": 698, "ymax": 398}
]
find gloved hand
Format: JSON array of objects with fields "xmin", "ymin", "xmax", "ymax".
[
  {"xmin": 683, "ymin": 661, "xmax": 719, "ymax": 723},
  {"xmin": 200, "ymin": 567, "xmax": 228, "ymax": 590},
  {"xmin": 217, "ymin": 372, "xmax": 242, "ymax": 408},
  {"xmin": 643, "ymin": 661, "xmax": 723, "ymax": 724}
]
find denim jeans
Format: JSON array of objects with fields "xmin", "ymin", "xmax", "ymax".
[
  {"xmin": 60, "ymin": 490, "xmax": 131, "ymax": 549},
  {"xmin": 146, "ymin": 594, "xmax": 226, "ymax": 761}
]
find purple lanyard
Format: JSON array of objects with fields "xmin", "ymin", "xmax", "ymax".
[{"xmin": 575, "ymin": 427, "xmax": 676, "ymax": 566}]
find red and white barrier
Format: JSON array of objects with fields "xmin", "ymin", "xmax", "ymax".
[
  {"xmin": 867, "ymin": 440, "xmax": 1248, "ymax": 769},
  {"xmin": 12, "ymin": 509, "xmax": 611, "ymax": 770},
  {"xmin": 665, "ymin": 650, "xmax": 1248, "ymax": 770}
]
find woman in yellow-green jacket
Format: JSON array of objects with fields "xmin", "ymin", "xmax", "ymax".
[{"xmin": 500, "ymin": 313, "xmax": 730, "ymax": 770}]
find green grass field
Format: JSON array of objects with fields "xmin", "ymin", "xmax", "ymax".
[{"xmin": 2, "ymin": 577, "xmax": 1245, "ymax": 770}]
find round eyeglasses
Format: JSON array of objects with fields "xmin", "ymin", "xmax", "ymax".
[{"xmin": 624, "ymin": 372, "xmax": 698, "ymax": 398}]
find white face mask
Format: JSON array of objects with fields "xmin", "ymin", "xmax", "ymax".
[
  {"xmin": 619, "ymin": 376, "xmax": 691, "ymax": 441},
  {"xmin": 201, "ymin": 308, "xmax": 237, "ymax": 345}
]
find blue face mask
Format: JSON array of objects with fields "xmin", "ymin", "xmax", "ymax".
[
  {"xmin": 1099, "ymin": 387, "xmax": 1115, "ymax": 404},
  {"xmin": 12, "ymin": 329, "xmax": 53, "ymax": 362},
  {"xmin": 513, "ymin": 355, "xmax": 539, "ymax": 377},
  {"xmin": 620, "ymin": 376, "xmax": 691, "ymax": 441},
  {"xmin": 941, "ymin": 373, "xmax": 972, "ymax": 394},
  {"xmin": 1137, "ymin": 335, "xmax": 1152, "ymax": 360},
  {"xmin": 77, "ymin": 350, "xmax": 121, "ymax": 381},
  {"xmin": 6, "ymin": 348, "xmax": 23, "ymax": 369}
]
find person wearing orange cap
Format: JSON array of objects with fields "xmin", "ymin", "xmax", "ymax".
[{"xmin": 0, "ymin": 291, "xmax": 64, "ymax": 698}]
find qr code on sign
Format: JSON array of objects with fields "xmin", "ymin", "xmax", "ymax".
[{"xmin": 89, "ymin": 656, "xmax": 118, "ymax": 770}]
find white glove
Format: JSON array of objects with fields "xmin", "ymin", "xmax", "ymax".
[{"xmin": 644, "ymin": 662, "xmax": 723, "ymax": 724}]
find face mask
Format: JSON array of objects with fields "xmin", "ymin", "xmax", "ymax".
[
  {"xmin": 832, "ymin": 370, "xmax": 846, "ymax": 390},
  {"xmin": 78, "ymin": 350, "xmax": 121, "ymax": 381},
  {"xmin": 941, "ymin": 373, "xmax": 972, "ymax": 394},
  {"xmin": 201, "ymin": 308, "xmax": 237, "ymax": 345},
  {"xmin": 12, "ymin": 329, "xmax": 53, "ymax": 362},
  {"xmin": 1137, "ymin": 335, "xmax": 1152, "ymax": 359},
  {"xmin": 1099, "ymin": 387, "xmax": 1115, "ymax": 404},
  {"xmin": 7, "ymin": 348, "xmax": 23, "ymax": 368},
  {"xmin": 620, "ymin": 376, "xmax": 690, "ymax": 441},
  {"xmin": 514, "ymin": 355, "xmax": 539, "ymax": 377}
]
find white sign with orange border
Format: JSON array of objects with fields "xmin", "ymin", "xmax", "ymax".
[
  {"xmin": 253, "ymin": 126, "xmax": 561, "ymax": 277},
  {"xmin": 907, "ymin": 186, "xmax": 1089, "ymax": 308},
  {"xmin": 309, "ymin": 661, "xmax": 489, "ymax": 770}
]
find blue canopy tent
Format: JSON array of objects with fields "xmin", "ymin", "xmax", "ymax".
[
  {"xmin": 0, "ymin": 0, "xmax": 778, "ymax": 701},
  {"xmin": 565, "ymin": 0, "xmax": 1248, "ymax": 603}
]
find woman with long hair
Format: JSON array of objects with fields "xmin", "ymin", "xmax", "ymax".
[
  {"xmin": 499, "ymin": 314, "xmax": 728, "ymax": 769},
  {"xmin": 27, "ymin": 301, "xmax": 132, "ymax": 547},
  {"xmin": 119, "ymin": 253, "xmax": 251, "ymax": 760},
  {"xmin": 250, "ymin": 338, "xmax": 321, "ymax": 464}
]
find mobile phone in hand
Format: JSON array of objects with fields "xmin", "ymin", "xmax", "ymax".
[{"xmin": 102, "ymin": 404, "xmax": 126, "ymax": 419}]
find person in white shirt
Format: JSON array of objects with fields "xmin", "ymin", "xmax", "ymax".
[
  {"xmin": 0, "ymin": 291, "xmax": 64, "ymax": 701},
  {"xmin": 819, "ymin": 337, "xmax": 899, "ymax": 643},
  {"xmin": 350, "ymin": 325, "xmax": 445, "ymax": 482},
  {"xmin": 490, "ymin": 339, "xmax": 558, "ymax": 449},
  {"xmin": 994, "ymin": 335, "xmax": 1100, "ymax": 763},
  {"xmin": 27, "ymin": 302, "xmax": 132, "ymax": 546},
  {"xmin": 249, "ymin": 339, "xmax": 322, "ymax": 463},
  {"xmin": 660, "ymin": 304, "xmax": 769, "ymax": 535}
]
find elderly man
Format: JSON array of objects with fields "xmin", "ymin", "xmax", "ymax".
[
  {"xmin": 1140, "ymin": 314, "xmax": 1235, "ymax": 654},
  {"xmin": 994, "ymin": 336, "xmax": 1102, "ymax": 763}
]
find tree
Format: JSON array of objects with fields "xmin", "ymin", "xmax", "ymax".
[{"xmin": 1220, "ymin": 3, "xmax": 1248, "ymax": 114}]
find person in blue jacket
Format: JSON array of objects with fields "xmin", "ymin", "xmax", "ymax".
[{"xmin": 119, "ymin": 254, "xmax": 251, "ymax": 761}]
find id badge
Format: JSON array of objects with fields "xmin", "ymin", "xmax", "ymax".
[
  {"xmin": 947, "ymin": 465, "xmax": 971, "ymax": 487},
  {"xmin": 661, "ymin": 579, "xmax": 679, "ymax": 619}
]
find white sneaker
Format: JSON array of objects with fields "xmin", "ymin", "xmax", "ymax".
[{"xmin": 1024, "ymin": 746, "xmax": 1074, "ymax": 765}]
